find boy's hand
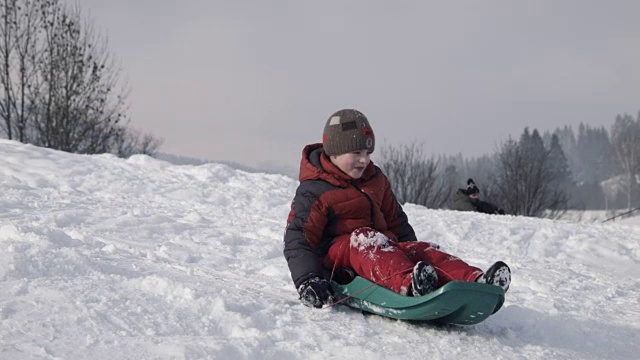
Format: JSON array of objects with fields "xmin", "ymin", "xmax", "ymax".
[{"xmin": 298, "ymin": 277, "xmax": 336, "ymax": 308}]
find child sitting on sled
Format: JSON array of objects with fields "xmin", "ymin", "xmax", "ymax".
[{"xmin": 283, "ymin": 109, "xmax": 511, "ymax": 308}]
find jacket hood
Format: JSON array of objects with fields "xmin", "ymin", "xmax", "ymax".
[{"xmin": 297, "ymin": 143, "xmax": 377, "ymax": 186}]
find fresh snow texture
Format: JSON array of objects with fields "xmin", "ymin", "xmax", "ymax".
[
  {"xmin": 350, "ymin": 228, "xmax": 391, "ymax": 251},
  {"xmin": 1, "ymin": 139, "xmax": 639, "ymax": 360}
]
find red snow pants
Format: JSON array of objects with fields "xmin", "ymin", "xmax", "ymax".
[{"xmin": 324, "ymin": 227, "xmax": 483, "ymax": 295}]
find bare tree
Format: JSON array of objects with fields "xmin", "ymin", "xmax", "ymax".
[
  {"xmin": 494, "ymin": 138, "xmax": 524, "ymax": 214},
  {"xmin": 0, "ymin": 0, "xmax": 17, "ymax": 139},
  {"xmin": 0, "ymin": 0, "xmax": 39, "ymax": 141},
  {"xmin": 112, "ymin": 126, "xmax": 164, "ymax": 158},
  {"xmin": 494, "ymin": 129, "xmax": 570, "ymax": 218},
  {"xmin": 610, "ymin": 112, "xmax": 640, "ymax": 210},
  {"xmin": 28, "ymin": 1, "xmax": 126, "ymax": 153},
  {"xmin": 1, "ymin": 0, "xmax": 161, "ymax": 157},
  {"xmin": 376, "ymin": 141, "xmax": 453, "ymax": 208}
]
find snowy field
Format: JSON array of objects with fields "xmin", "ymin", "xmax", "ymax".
[{"xmin": 1, "ymin": 139, "xmax": 639, "ymax": 360}]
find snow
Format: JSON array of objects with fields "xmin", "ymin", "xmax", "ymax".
[
  {"xmin": 619, "ymin": 215, "xmax": 640, "ymax": 226},
  {"xmin": 1, "ymin": 138, "xmax": 639, "ymax": 360},
  {"xmin": 350, "ymin": 228, "xmax": 391, "ymax": 251}
]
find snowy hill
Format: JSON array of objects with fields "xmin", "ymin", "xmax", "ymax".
[
  {"xmin": 1, "ymin": 139, "xmax": 639, "ymax": 360},
  {"xmin": 154, "ymin": 152, "xmax": 298, "ymax": 179}
]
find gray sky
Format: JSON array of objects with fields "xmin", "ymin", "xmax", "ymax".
[{"xmin": 81, "ymin": 0, "xmax": 640, "ymax": 172}]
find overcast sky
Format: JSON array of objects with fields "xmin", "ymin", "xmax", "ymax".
[{"xmin": 81, "ymin": 0, "xmax": 640, "ymax": 172}]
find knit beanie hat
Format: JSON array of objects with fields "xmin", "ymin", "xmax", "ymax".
[
  {"xmin": 322, "ymin": 109, "xmax": 375, "ymax": 156},
  {"xmin": 466, "ymin": 178, "xmax": 480, "ymax": 195}
]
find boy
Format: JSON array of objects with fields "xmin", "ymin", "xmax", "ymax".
[
  {"xmin": 451, "ymin": 178, "xmax": 506, "ymax": 215},
  {"xmin": 283, "ymin": 109, "xmax": 510, "ymax": 308}
]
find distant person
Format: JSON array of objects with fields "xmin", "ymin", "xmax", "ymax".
[
  {"xmin": 283, "ymin": 109, "xmax": 511, "ymax": 309},
  {"xmin": 451, "ymin": 179, "xmax": 505, "ymax": 215}
]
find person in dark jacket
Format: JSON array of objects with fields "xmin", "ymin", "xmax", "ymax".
[
  {"xmin": 283, "ymin": 109, "xmax": 511, "ymax": 309},
  {"xmin": 451, "ymin": 179, "xmax": 505, "ymax": 215}
]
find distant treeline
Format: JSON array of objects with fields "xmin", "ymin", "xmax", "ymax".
[{"xmin": 378, "ymin": 111, "xmax": 640, "ymax": 216}]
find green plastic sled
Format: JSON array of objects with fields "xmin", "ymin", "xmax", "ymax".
[{"xmin": 331, "ymin": 276, "xmax": 505, "ymax": 325}]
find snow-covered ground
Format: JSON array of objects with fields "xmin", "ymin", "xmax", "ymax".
[
  {"xmin": 1, "ymin": 139, "xmax": 639, "ymax": 360},
  {"xmin": 619, "ymin": 215, "xmax": 640, "ymax": 226}
]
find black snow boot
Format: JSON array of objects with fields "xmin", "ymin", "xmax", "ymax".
[
  {"xmin": 477, "ymin": 261, "xmax": 511, "ymax": 292},
  {"xmin": 411, "ymin": 261, "xmax": 438, "ymax": 296}
]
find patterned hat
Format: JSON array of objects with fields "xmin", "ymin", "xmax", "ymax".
[
  {"xmin": 466, "ymin": 178, "xmax": 480, "ymax": 195},
  {"xmin": 322, "ymin": 109, "xmax": 375, "ymax": 156}
]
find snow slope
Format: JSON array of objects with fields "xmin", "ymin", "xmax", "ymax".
[{"xmin": 1, "ymin": 139, "xmax": 639, "ymax": 360}]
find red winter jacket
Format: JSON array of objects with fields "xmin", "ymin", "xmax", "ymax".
[{"xmin": 283, "ymin": 143, "xmax": 416, "ymax": 288}]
